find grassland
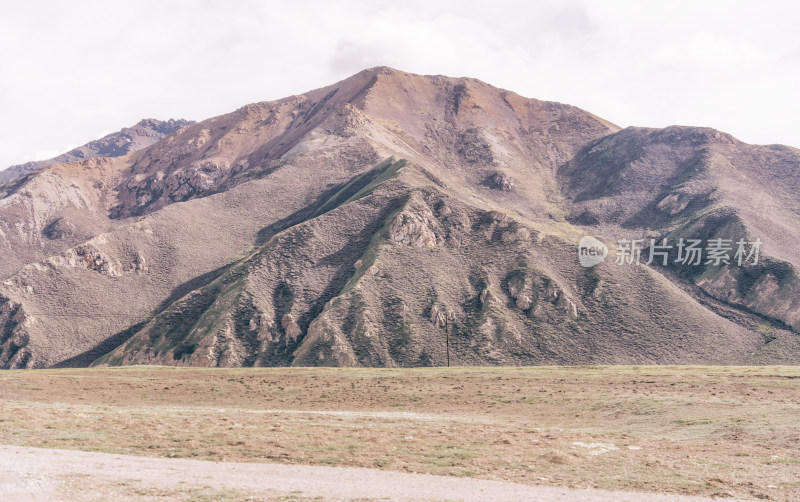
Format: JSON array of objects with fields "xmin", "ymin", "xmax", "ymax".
[{"xmin": 1, "ymin": 365, "xmax": 798, "ymax": 500}]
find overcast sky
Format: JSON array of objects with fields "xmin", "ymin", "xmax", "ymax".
[{"xmin": 1, "ymin": 0, "xmax": 798, "ymax": 169}]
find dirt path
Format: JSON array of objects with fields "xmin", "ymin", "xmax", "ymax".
[{"xmin": 1, "ymin": 445, "xmax": 736, "ymax": 502}]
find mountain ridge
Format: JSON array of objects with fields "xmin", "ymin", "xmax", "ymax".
[
  {"xmin": 0, "ymin": 67, "xmax": 797, "ymax": 369},
  {"xmin": 0, "ymin": 118, "xmax": 194, "ymax": 186}
]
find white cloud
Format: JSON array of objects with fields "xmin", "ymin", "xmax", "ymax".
[{"xmin": 1, "ymin": 0, "xmax": 798, "ymax": 169}]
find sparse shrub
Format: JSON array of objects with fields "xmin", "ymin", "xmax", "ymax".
[{"xmin": 173, "ymin": 342, "xmax": 197, "ymax": 361}]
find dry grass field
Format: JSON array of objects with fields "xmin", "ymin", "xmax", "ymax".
[{"xmin": 1, "ymin": 365, "xmax": 798, "ymax": 500}]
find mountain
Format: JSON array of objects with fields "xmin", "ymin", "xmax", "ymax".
[
  {"xmin": 0, "ymin": 118, "xmax": 194, "ymax": 185},
  {"xmin": 0, "ymin": 67, "xmax": 798, "ymax": 369}
]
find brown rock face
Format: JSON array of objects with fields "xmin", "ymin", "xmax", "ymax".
[
  {"xmin": 484, "ymin": 171, "xmax": 514, "ymax": 191},
  {"xmin": 388, "ymin": 194, "xmax": 439, "ymax": 248}
]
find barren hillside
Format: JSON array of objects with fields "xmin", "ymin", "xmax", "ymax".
[{"xmin": 0, "ymin": 67, "xmax": 797, "ymax": 368}]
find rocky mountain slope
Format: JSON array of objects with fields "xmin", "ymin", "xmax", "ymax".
[
  {"xmin": 0, "ymin": 119, "xmax": 194, "ymax": 186},
  {"xmin": 0, "ymin": 119, "xmax": 194, "ymax": 281},
  {"xmin": 0, "ymin": 67, "xmax": 797, "ymax": 369}
]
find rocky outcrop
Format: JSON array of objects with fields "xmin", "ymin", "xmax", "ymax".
[
  {"xmin": 0, "ymin": 299, "xmax": 31, "ymax": 369},
  {"xmin": 457, "ymin": 128, "xmax": 494, "ymax": 165},
  {"xmin": 388, "ymin": 193, "xmax": 439, "ymax": 248},
  {"xmin": 484, "ymin": 171, "xmax": 514, "ymax": 191}
]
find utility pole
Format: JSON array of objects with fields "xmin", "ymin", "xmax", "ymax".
[{"xmin": 445, "ymin": 316, "xmax": 450, "ymax": 367}]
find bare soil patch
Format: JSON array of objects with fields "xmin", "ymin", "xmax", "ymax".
[{"xmin": 0, "ymin": 444, "xmax": 728, "ymax": 501}]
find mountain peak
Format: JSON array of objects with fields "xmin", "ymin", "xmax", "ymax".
[
  {"xmin": 1, "ymin": 70, "xmax": 798, "ymax": 370},
  {"xmin": 361, "ymin": 65, "xmax": 402, "ymax": 75},
  {"xmin": 133, "ymin": 118, "xmax": 194, "ymax": 134},
  {"xmin": 0, "ymin": 117, "xmax": 195, "ymax": 186}
]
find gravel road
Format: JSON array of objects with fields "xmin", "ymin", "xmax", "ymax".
[{"xmin": 0, "ymin": 445, "xmax": 740, "ymax": 501}]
